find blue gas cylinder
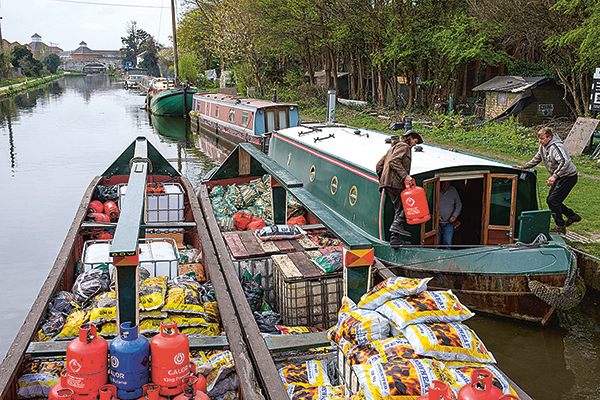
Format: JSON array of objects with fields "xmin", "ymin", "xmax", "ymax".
[{"xmin": 109, "ymin": 322, "xmax": 150, "ymax": 399}]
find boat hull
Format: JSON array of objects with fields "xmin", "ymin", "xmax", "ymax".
[
  {"xmin": 149, "ymin": 88, "xmax": 201, "ymax": 117},
  {"xmin": 192, "ymin": 115, "xmax": 264, "ymax": 148}
]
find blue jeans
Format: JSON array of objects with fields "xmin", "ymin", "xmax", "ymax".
[{"xmin": 438, "ymin": 223, "xmax": 454, "ymax": 249}]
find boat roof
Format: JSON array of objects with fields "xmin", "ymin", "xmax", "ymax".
[
  {"xmin": 193, "ymin": 93, "xmax": 298, "ymax": 110},
  {"xmin": 273, "ymin": 123, "xmax": 512, "ymax": 175}
]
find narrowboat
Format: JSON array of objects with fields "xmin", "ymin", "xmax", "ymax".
[
  {"xmin": 189, "ymin": 93, "xmax": 300, "ymax": 150},
  {"xmin": 0, "ymin": 137, "xmax": 289, "ymax": 400},
  {"xmin": 123, "ymin": 68, "xmax": 148, "ymax": 89},
  {"xmin": 148, "ymin": 84, "xmax": 203, "ymax": 117},
  {"xmin": 203, "ymin": 108, "xmax": 580, "ymax": 325}
]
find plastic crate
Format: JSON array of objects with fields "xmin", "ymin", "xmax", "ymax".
[
  {"xmin": 82, "ymin": 238, "xmax": 179, "ymax": 278},
  {"xmin": 118, "ymin": 183, "xmax": 184, "ymax": 223},
  {"xmin": 273, "ymin": 254, "xmax": 342, "ymax": 329}
]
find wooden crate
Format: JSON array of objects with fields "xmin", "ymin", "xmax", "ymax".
[{"xmin": 145, "ymin": 232, "xmax": 185, "ymax": 250}]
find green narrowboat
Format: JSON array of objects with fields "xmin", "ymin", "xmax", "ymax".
[
  {"xmin": 149, "ymin": 86, "xmax": 203, "ymax": 117},
  {"xmin": 205, "ymin": 120, "xmax": 579, "ymax": 325}
]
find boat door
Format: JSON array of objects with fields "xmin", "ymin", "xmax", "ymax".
[
  {"xmin": 265, "ymin": 107, "xmax": 290, "ymax": 132},
  {"xmin": 421, "ymin": 177, "xmax": 440, "ymax": 246},
  {"xmin": 483, "ymin": 173, "xmax": 518, "ymax": 245}
]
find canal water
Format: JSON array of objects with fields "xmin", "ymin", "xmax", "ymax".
[{"xmin": 0, "ymin": 76, "xmax": 599, "ymax": 399}]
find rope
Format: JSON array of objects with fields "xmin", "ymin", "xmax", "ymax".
[{"xmin": 129, "ymin": 156, "xmax": 153, "ymax": 172}]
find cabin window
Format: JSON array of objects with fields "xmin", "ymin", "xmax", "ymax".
[
  {"xmin": 229, "ymin": 109, "xmax": 236, "ymax": 122},
  {"xmin": 196, "ymin": 101, "xmax": 201, "ymax": 112},
  {"xmin": 279, "ymin": 110, "xmax": 288, "ymax": 129},
  {"xmin": 349, "ymin": 186, "xmax": 358, "ymax": 206},
  {"xmin": 498, "ymin": 93, "xmax": 507, "ymax": 105},
  {"xmin": 331, "ymin": 176, "xmax": 338, "ymax": 195},
  {"xmin": 215, "ymin": 106, "xmax": 220, "ymax": 118},
  {"xmin": 206, "ymin": 103, "xmax": 210, "ymax": 115},
  {"xmin": 489, "ymin": 177, "xmax": 513, "ymax": 226},
  {"xmin": 242, "ymin": 111, "xmax": 249, "ymax": 126}
]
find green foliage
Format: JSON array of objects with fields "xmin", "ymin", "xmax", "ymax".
[
  {"xmin": 178, "ymin": 53, "xmax": 200, "ymax": 85},
  {"xmin": 0, "ymin": 52, "xmax": 12, "ymax": 79},
  {"xmin": 120, "ymin": 21, "xmax": 150, "ymax": 68},
  {"xmin": 43, "ymin": 54, "xmax": 61, "ymax": 74},
  {"xmin": 508, "ymin": 59, "xmax": 558, "ymax": 80},
  {"xmin": 11, "ymin": 45, "xmax": 43, "ymax": 77}
]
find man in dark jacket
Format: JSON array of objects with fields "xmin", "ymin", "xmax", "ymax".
[
  {"xmin": 376, "ymin": 130, "xmax": 423, "ymax": 247},
  {"xmin": 517, "ymin": 127, "xmax": 581, "ymax": 234}
]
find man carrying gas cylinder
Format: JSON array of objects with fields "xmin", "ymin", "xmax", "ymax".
[{"xmin": 376, "ymin": 130, "xmax": 423, "ymax": 248}]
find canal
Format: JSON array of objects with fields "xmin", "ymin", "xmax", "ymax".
[{"xmin": 0, "ymin": 75, "xmax": 598, "ymax": 399}]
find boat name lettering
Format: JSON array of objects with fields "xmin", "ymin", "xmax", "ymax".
[{"xmin": 110, "ymin": 251, "xmax": 136, "ymax": 257}]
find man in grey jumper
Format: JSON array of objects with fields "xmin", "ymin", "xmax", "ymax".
[
  {"xmin": 517, "ymin": 127, "xmax": 581, "ymax": 234},
  {"xmin": 438, "ymin": 181, "xmax": 462, "ymax": 249}
]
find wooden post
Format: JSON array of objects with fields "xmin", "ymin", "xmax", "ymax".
[
  {"xmin": 239, "ymin": 148, "xmax": 251, "ymax": 176},
  {"xmin": 342, "ymin": 247, "xmax": 375, "ymax": 303}
]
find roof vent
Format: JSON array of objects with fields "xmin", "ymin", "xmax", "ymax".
[{"xmin": 354, "ymin": 129, "xmax": 361, "ymax": 135}]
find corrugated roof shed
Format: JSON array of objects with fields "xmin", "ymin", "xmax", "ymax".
[{"xmin": 472, "ymin": 76, "xmax": 550, "ymax": 93}]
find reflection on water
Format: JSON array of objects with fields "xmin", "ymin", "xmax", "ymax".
[{"xmin": 1, "ymin": 76, "xmax": 600, "ymax": 399}]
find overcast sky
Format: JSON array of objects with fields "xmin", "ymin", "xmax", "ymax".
[{"xmin": 1, "ymin": 0, "xmax": 180, "ymax": 51}]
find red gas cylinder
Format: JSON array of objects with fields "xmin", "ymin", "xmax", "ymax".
[
  {"xmin": 98, "ymin": 384, "xmax": 118, "ymax": 400},
  {"xmin": 136, "ymin": 384, "xmax": 167, "ymax": 400},
  {"xmin": 457, "ymin": 369, "xmax": 503, "ymax": 400},
  {"xmin": 150, "ymin": 321, "xmax": 190, "ymax": 396},
  {"xmin": 173, "ymin": 376, "xmax": 209, "ymax": 400},
  {"xmin": 57, "ymin": 388, "xmax": 76, "ymax": 400},
  {"xmin": 401, "ymin": 179, "xmax": 431, "ymax": 225},
  {"xmin": 66, "ymin": 324, "xmax": 109, "ymax": 400},
  {"xmin": 96, "ymin": 231, "xmax": 114, "ymax": 240},
  {"xmin": 88, "ymin": 201, "xmax": 104, "ymax": 215},
  {"xmin": 104, "ymin": 201, "xmax": 120, "ymax": 222},
  {"xmin": 498, "ymin": 396, "xmax": 520, "ymax": 400},
  {"xmin": 49, "ymin": 371, "xmax": 68, "ymax": 400},
  {"xmin": 417, "ymin": 380, "xmax": 452, "ymax": 400},
  {"xmin": 88, "ymin": 213, "xmax": 111, "ymax": 223}
]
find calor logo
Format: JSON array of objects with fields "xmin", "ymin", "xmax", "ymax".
[
  {"xmin": 173, "ymin": 352, "xmax": 185, "ymax": 365},
  {"xmin": 405, "ymin": 197, "xmax": 415, "ymax": 206},
  {"xmin": 111, "ymin": 356, "xmax": 119, "ymax": 368},
  {"xmin": 69, "ymin": 359, "xmax": 82, "ymax": 373}
]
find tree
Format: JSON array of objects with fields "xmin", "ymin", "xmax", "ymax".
[
  {"xmin": 139, "ymin": 37, "xmax": 162, "ymax": 76},
  {"xmin": 10, "ymin": 45, "xmax": 43, "ymax": 77},
  {"xmin": 43, "ymin": 53, "xmax": 61, "ymax": 74},
  {"xmin": 0, "ymin": 52, "xmax": 12, "ymax": 80},
  {"xmin": 121, "ymin": 21, "xmax": 151, "ymax": 68}
]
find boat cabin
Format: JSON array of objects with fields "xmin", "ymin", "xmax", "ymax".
[
  {"xmin": 190, "ymin": 93, "xmax": 300, "ymax": 148},
  {"xmin": 267, "ymin": 123, "xmax": 541, "ymax": 248}
]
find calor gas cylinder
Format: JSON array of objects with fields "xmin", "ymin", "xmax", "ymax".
[
  {"xmin": 109, "ymin": 322, "xmax": 150, "ymax": 399},
  {"xmin": 103, "ymin": 201, "xmax": 120, "ymax": 222},
  {"xmin": 98, "ymin": 385, "xmax": 118, "ymax": 400},
  {"xmin": 66, "ymin": 324, "xmax": 108, "ymax": 400},
  {"xmin": 136, "ymin": 383, "xmax": 167, "ymax": 400},
  {"xmin": 417, "ymin": 380, "xmax": 453, "ymax": 400},
  {"xmin": 88, "ymin": 201, "xmax": 104, "ymax": 215},
  {"xmin": 401, "ymin": 179, "xmax": 431, "ymax": 225},
  {"xmin": 150, "ymin": 321, "xmax": 190, "ymax": 396},
  {"xmin": 173, "ymin": 376, "xmax": 209, "ymax": 400},
  {"xmin": 457, "ymin": 369, "xmax": 504, "ymax": 400},
  {"xmin": 49, "ymin": 371, "xmax": 68, "ymax": 400}
]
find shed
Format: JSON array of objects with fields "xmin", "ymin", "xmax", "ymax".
[{"xmin": 472, "ymin": 76, "xmax": 572, "ymax": 126}]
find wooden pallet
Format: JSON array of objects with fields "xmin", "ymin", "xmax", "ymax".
[{"xmin": 223, "ymin": 231, "xmax": 320, "ymax": 259}]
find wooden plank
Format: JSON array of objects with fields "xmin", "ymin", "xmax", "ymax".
[
  {"xmin": 254, "ymin": 231, "xmax": 279, "ymax": 254},
  {"xmin": 238, "ymin": 231, "xmax": 266, "ymax": 257},
  {"xmin": 306, "ymin": 250, "xmax": 322, "ymax": 259},
  {"xmin": 275, "ymin": 239, "xmax": 295, "ymax": 253},
  {"xmin": 264, "ymin": 331, "xmax": 330, "ymax": 353},
  {"xmin": 272, "ymin": 254, "xmax": 302, "ymax": 279},
  {"xmin": 199, "ymin": 185, "xmax": 286, "ymax": 399},
  {"xmin": 0, "ymin": 176, "xmax": 101, "ymax": 400},
  {"xmin": 223, "ymin": 233, "xmax": 249, "ymax": 259},
  {"xmin": 297, "ymin": 235, "xmax": 319, "ymax": 251},
  {"xmin": 239, "ymin": 147, "xmax": 252, "ymax": 176},
  {"xmin": 195, "ymin": 185, "xmax": 268, "ymax": 400},
  {"xmin": 564, "ymin": 117, "xmax": 600, "ymax": 155},
  {"xmin": 287, "ymin": 252, "xmax": 321, "ymax": 279}
]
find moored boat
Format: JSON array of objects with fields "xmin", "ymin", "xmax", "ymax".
[
  {"xmin": 123, "ymin": 68, "xmax": 148, "ymax": 89},
  {"xmin": 201, "ymin": 102, "xmax": 581, "ymax": 325},
  {"xmin": 149, "ymin": 85, "xmax": 203, "ymax": 117},
  {"xmin": 0, "ymin": 137, "xmax": 286, "ymax": 400},
  {"xmin": 190, "ymin": 92, "xmax": 300, "ymax": 150}
]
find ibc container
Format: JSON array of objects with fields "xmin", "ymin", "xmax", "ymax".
[
  {"xmin": 82, "ymin": 238, "xmax": 179, "ymax": 278},
  {"xmin": 118, "ymin": 183, "xmax": 184, "ymax": 223}
]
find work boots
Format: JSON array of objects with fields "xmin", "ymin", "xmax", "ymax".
[
  {"xmin": 390, "ymin": 221, "xmax": 411, "ymax": 237},
  {"xmin": 390, "ymin": 234, "xmax": 410, "ymax": 249},
  {"xmin": 565, "ymin": 214, "xmax": 582, "ymax": 227}
]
